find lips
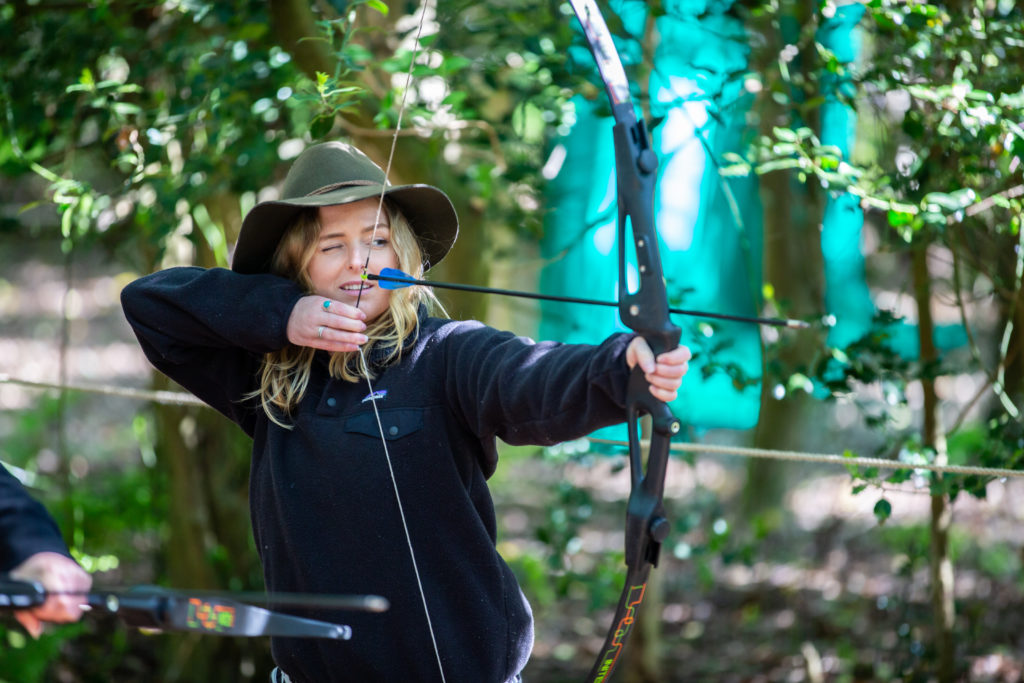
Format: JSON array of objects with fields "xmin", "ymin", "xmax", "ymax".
[{"xmin": 340, "ymin": 281, "xmax": 372, "ymax": 293}]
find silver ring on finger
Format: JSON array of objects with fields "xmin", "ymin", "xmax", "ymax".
[{"xmin": 317, "ymin": 326, "xmax": 325, "ymax": 339}]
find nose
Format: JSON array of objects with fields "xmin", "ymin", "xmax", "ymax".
[{"xmin": 347, "ymin": 243, "xmax": 366, "ymax": 271}]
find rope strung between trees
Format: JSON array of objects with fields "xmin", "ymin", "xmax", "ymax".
[
  {"xmin": 4, "ymin": 374, "xmax": 1021, "ymax": 479},
  {"xmin": 589, "ymin": 438, "xmax": 1024, "ymax": 479},
  {"xmin": 0, "ymin": 374, "xmax": 205, "ymax": 407}
]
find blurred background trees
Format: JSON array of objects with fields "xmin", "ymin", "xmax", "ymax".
[{"xmin": 0, "ymin": 0, "xmax": 1020, "ymax": 681}]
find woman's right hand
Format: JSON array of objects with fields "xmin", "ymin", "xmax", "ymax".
[{"xmin": 287, "ymin": 296, "xmax": 368, "ymax": 352}]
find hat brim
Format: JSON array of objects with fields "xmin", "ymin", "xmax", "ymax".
[{"xmin": 232, "ymin": 183, "xmax": 458, "ymax": 275}]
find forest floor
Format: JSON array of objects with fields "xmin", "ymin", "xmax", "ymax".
[
  {"xmin": 498, "ymin": 454, "xmax": 1024, "ymax": 683},
  {"xmin": 2, "ymin": 235, "xmax": 1023, "ymax": 682}
]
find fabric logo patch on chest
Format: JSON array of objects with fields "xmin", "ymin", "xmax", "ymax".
[{"xmin": 361, "ymin": 389, "xmax": 388, "ymax": 403}]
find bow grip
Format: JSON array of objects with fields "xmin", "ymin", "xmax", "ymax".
[
  {"xmin": 88, "ymin": 586, "xmax": 171, "ymax": 629},
  {"xmin": 0, "ymin": 577, "xmax": 46, "ymax": 609}
]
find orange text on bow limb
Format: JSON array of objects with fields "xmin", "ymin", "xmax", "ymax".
[
  {"xmin": 185, "ymin": 598, "xmax": 237, "ymax": 632},
  {"xmin": 592, "ymin": 584, "xmax": 646, "ymax": 683}
]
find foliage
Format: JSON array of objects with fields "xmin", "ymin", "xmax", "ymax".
[
  {"xmin": 0, "ymin": 0, "xmax": 307, "ymax": 265},
  {"xmin": 1, "ymin": 0, "xmax": 1022, "ymax": 679},
  {"xmin": 735, "ymin": 1, "xmax": 1023, "ymax": 240},
  {"xmin": 732, "ymin": 5, "xmax": 1022, "ymax": 678},
  {"xmin": 0, "ymin": 391, "xmax": 165, "ymax": 678},
  {"xmin": 738, "ymin": 0, "xmax": 1024, "ymax": 498}
]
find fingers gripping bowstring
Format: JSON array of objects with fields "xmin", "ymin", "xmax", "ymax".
[{"xmin": 352, "ymin": 3, "xmax": 447, "ymax": 681}]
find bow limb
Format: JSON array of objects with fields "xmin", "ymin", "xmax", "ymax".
[
  {"xmin": 0, "ymin": 577, "xmax": 389, "ymax": 639},
  {"xmin": 568, "ymin": 1, "xmax": 682, "ymax": 681}
]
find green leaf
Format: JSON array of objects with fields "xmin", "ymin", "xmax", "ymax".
[
  {"xmin": 438, "ymin": 56, "xmax": 473, "ymax": 76},
  {"xmin": 110, "ymin": 102, "xmax": 142, "ymax": 117},
  {"xmin": 773, "ymin": 127, "xmax": 797, "ymax": 142},
  {"xmin": 755, "ymin": 158, "xmax": 801, "ymax": 174},
  {"xmin": 771, "ymin": 142, "xmax": 799, "ymax": 156},
  {"xmin": 719, "ymin": 164, "xmax": 753, "ymax": 177},
  {"xmin": 873, "ymin": 498, "xmax": 892, "ymax": 525},
  {"xmin": 907, "ymin": 84, "xmax": 943, "ymax": 103},
  {"xmin": 310, "ymin": 115, "xmax": 334, "ymax": 139},
  {"xmin": 60, "ymin": 202, "xmax": 75, "ymax": 239},
  {"xmin": 922, "ymin": 190, "xmax": 972, "ymax": 212},
  {"xmin": 887, "ymin": 209, "xmax": 914, "ymax": 227}
]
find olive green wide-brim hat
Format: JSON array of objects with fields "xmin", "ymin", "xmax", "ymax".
[{"xmin": 232, "ymin": 141, "xmax": 459, "ymax": 274}]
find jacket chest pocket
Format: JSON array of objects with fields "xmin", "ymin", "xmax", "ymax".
[{"xmin": 344, "ymin": 407, "xmax": 424, "ymax": 441}]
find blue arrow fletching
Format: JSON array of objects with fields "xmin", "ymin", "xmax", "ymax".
[{"xmin": 376, "ymin": 267, "xmax": 414, "ymax": 290}]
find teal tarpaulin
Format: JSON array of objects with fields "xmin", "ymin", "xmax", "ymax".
[
  {"xmin": 540, "ymin": 0, "xmax": 763, "ymax": 431},
  {"xmin": 540, "ymin": 1, "xmax": 967, "ymax": 436}
]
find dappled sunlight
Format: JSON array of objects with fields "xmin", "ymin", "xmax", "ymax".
[{"xmin": 0, "ymin": 260, "xmax": 152, "ymax": 411}]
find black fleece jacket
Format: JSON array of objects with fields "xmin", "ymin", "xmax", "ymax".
[
  {"xmin": 121, "ymin": 266, "xmax": 634, "ymax": 683},
  {"xmin": 0, "ymin": 465, "xmax": 72, "ymax": 573}
]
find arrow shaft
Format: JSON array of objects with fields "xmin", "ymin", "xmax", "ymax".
[{"xmin": 367, "ymin": 272, "xmax": 807, "ymax": 329}]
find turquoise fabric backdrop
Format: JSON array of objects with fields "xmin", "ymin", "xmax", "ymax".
[{"xmin": 540, "ymin": 0, "xmax": 764, "ymax": 432}]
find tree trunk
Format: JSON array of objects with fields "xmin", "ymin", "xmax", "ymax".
[
  {"xmin": 148, "ymin": 197, "xmax": 271, "ymax": 680},
  {"xmin": 912, "ymin": 244, "xmax": 956, "ymax": 682},
  {"xmin": 745, "ymin": 0, "xmax": 824, "ymax": 523}
]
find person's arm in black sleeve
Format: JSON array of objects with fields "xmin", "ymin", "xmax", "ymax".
[
  {"xmin": 0, "ymin": 465, "xmax": 70, "ymax": 572},
  {"xmin": 120, "ymin": 267, "xmax": 305, "ymax": 432},
  {"xmin": 0, "ymin": 464, "xmax": 92, "ymax": 638},
  {"xmin": 440, "ymin": 322, "xmax": 634, "ymax": 448}
]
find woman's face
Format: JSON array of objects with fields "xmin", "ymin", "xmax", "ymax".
[{"xmin": 308, "ymin": 199, "xmax": 399, "ymax": 323}]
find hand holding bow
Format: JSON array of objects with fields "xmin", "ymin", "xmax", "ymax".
[{"xmin": 625, "ymin": 337, "xmax": 692, "ymax": 404}]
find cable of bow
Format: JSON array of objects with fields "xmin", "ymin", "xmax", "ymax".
[
  {"xmin": 351, "ymin": 3, "xmax": 447, "ymax": 681},
  {"xmin": 567, "ymin": 1, "xmax": 682, "ymax": 681}
]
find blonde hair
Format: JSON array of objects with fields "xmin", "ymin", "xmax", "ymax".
[{"xmin": 252, "ymin": 200, "xmax": 444, "ymax": 427}]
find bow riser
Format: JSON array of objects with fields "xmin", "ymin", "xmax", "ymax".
[
  {"xmin": 613, "ymin": 111, "xmax": 679, "ymax": 357},
  {"xmin": 625, "ymin": 380, "xmax": 675, "ymax": 568}
]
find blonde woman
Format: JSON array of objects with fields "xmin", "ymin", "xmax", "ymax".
[{"xmin": 121, "ymin": 142, "xmax": 690, "ymax": 683}]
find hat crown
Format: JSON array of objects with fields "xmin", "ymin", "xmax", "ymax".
[
  {"xmin": 233, "ymin": 140, "xmax": 458, "ymax": 275},
  {"xmin": 281, "ymin": 142, "xmax": 387, "ymax": 200}
]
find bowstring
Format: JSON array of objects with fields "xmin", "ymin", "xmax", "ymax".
[{"xmin": 352, "ymin": 2, "xmax": 447, "ymax": 680}]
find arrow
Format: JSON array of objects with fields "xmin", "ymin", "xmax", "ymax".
[{"xmin": 366, "ymin": 268, "xmax": 810, "ymax": 329}]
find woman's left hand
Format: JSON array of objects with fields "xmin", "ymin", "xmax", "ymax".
[
  {"xmin": 625, "ymin": 337, "xmax": 692, "ymax": 403},
  {"xmin": 9, "ymin": 552, "xmax": 92, "ymax": 639}
]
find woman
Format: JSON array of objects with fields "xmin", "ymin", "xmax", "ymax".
[{"xmin": 121, "ymin": 142, "xmax": 690, "ymax": 683}]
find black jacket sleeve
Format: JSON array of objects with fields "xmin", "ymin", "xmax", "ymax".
[
  {"xmin": 438, "ymin": 320, "xmax": 634, "ymax": 449},
  {"xmin": 120, "ymin": 267, "xmax": 305, "ymax": 435},
  {"xmin": 0, "ymin": 465, "xmax": 72, "ymax": 573}
]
